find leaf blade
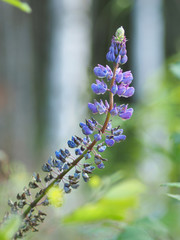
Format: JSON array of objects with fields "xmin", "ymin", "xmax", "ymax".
[{"xmin": 1, "ymin": 0, "xmax": 32, "ymax": 13}]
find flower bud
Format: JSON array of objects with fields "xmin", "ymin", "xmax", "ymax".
[{"xmin": 115, "ymin": 26, "xmax": 125, "ymax": 42}]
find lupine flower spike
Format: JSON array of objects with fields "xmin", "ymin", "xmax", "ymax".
[{"xmin": 3, "ymin": 26, "xmax": 134, "ymax": 239}]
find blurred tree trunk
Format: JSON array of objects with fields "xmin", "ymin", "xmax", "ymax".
[
  {"xmin": 44, "ymin": 0, "xmax": 92, "ymax": 215},
  {"xmin": 164, "ymin": 0, "xmax": 180, "ymax": 57},
  {"xmin": 46, "ymin": 0, "xmax": 91, "ymax": 153},
  {"xmin": 0, "ymin": 0, "xmax": 92, "ymax": 172},
  {"xmin": 132, "ymin": 0, "xmax": 170, "ymax": 188},
  {"xmin": 132, "ymin": 0, "xmax": 164, "ymax": 101},
  {"xmin": 0, "ymin": 3, "xmax": 36, "ymax": 167}
]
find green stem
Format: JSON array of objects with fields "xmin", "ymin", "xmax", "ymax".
[{"xmin": 22, "ymin": 63, "xmax": 119, "ymax": 219}]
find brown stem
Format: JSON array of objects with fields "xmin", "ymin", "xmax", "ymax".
[{"xmin": 22, "ymin": 63, "xmax": 119, "ymax": 219}]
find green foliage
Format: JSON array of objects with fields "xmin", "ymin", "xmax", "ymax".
[
  {"xmin": 162, "ymin": 182, "xmax": 180, "ymax": 201},
  {"xmin": 89, "ymin": 171, "xmax": 124, "ymax": 201},
  {"xmin": 162, "ymin": 182, "xmax": 180, "ymax": 188},
  {"xmin": 118, "ymin": 226, "xmax": 152, "ymax": 240},
  {"xmin": 63, "ymin": 179, "xmax": 145, "ymax": 223},
  {"xmin": 117, "ymin": 218, "xmax": 169, "ymax": 240},
  {"xmin": 167, "ymin": 194, "xmax": 180, "ymax": 201},
  {"xmin": 1, "ymin": 0, "xmax": 31, "ymax": 13},
  {"xmin": 0, "ymin": 215, "xmax": 21, "ymax": 240},
  {"xmin": 170, "ymin": 62, "xmax": 180, "ymax": 79}
]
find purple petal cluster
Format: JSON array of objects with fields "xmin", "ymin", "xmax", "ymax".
[
  {"xmin": 91, "ymin": 80, "xmax": 107, "ymax": 95},
  {"xmin": 118, "ymin": 104, "xmax": 133, "ymax": 120},
  {"xmin": 105, "ymin": 127, "xmax": 126, "ymax": 147},
  {"xmin": 7, "ymin": 27, "xmax": 135, "ymax": 240},
  {"xmin": 93, "ymin": 64, "xmax": 108, "ymax": 78},
  {"xmin": 79, "ymin": 119, "xmax": 97, "ymax": 135},
  {"xmin": 110, "ymin": 68, "xmax": 135, "ymax": 97},
  {"xmin": 47, "ymin": 27, "xmax": 134, "ymax": 193},
  {"xmin": 94, "ymin": 154, "xmax": 107, "ymax": 169},
  {"xmin": 106, "ymin": 26, "xmax": 128, "ymax": 65},
  {"xmin": 88, "ymin": 99, "xmax": 109, "ymax": 114},
  {"xmin": 110, "ymin": 104, "xmax": 133, "ymax": 120},
  {"xmin": 92, "ymin": 67, "xmax": 134, "ymax": 100},
  {"xmin": 94, "ymin": 64, "xmax": 113, "ymax": 81},
  {"xmin": 86, "ymin": 26, "xmax": 134, "ymax": 163}
]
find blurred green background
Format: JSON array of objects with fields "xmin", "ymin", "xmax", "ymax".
[{"xmin": 0, "ymin": 0, "xmax": 180, "ymax": 239}]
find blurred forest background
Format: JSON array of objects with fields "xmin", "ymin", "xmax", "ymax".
[{"xmin": 0, "ymin": 0, "xmax": 180, "ymax": 239}]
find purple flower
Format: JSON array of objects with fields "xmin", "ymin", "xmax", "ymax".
[
  {"xmin": 55, "ymin": 151, "xmax": 61, "ymax": 159},
  {"xmin": 117, "ymin": 84, "xmax": 126, "ymax": 96},
  {"xmin": 84, "ymin": 152, "xmax": 91, "ymax": 159},
  {"xmin": 106, "ymin": 121, "xmax": 112, "ymax": 130},
  {"xmin": 75, "ymin": 148, "xmax": 83, "ymax": 155},
  {"xmin": 112, "ymin": 128, "xmax": 123, "ymax": 136},
  {"xmin": 120, "ymin": 55, "xmax": 128, "ymax": 64},
  {"xmin": 110, "ymin": 103, "xmax": 118, "ymax": 116},
  {"xmin": 83, "ymin": 136, "xmax": 91, "ymax": 145},
  {"xmin": 96, "ymin": 100, "xmax": 107, "ymax": 114},
  {"xmin": 80, "ymin": 122, "xmax": 94, "ymax": 135},
  {"xmin": 88, "ymin": 103, "xmax": 98, "ymax": 114},
  {"xmin": 106, "ymin": 50, "xmax": 115, "ymax": 62},
  {"xmin": 115, "ymin": 54, "xmax": 121, "ymax": 64},
  {"xmin": 85, "ymin": 119, "xmax": 96, "ymax": 132},
  {"xmin": 115, "ymin": 68, "xmax": 123, "ymax": 83},
  {"xmin": 48, "ymin": 158, "xmax": 63, "ymax": 170},
  {"xmin": 122, "ymin": 71, "xmax": 133, "ymax": 85},
  {"xmin": 97, "ymin": 145, "xmax": 106, "ymax": 153},
  {"xmin": 105, "ymin": 136, "xmax": 115, "ymax": 147},
  {"xmin": 82, "ymin": 172, "xmax": 89, "ymax": 182},
  {"xmin": 106, "ymin": 27, "xmax": 128, "ymax": 65},
  {"xmin": 91, "ymin": 79, "xmax": 107, "ymax": 95},
  {"xmin": 122, "ymin": 87, "xmax": 135, "ymax": 98},
  {"xmin": 82, "ymin": 125, "xmax": 93, "ymax": 135},
  {"xmin": 94, "ymin": 64, "xmax": 108, "ymax": 78},
  {"xmin": 64, "ymin": 183, "xmax": 71, "ymax": 193},
  {"xmin": 117, "ymin": 84, "xmax": 135, "ymax": 98},
  {"xmin": 88, "ymin": 100, "xmax": 108, "ymax": 115},
  {"xmin": 119, "ymin": 43, "xmax": 127, "ymax": 56},
  {"xmin": 67, "ymin": 140, "xmax": 77, "ymax": 148},
  {"xmin": 119, "ymin": 107, "xmax": 133, "ymax": 120},
  {"xmin": 16, "ymin": 28, "xmax": 135, "ymax": 238},
  {"xmin": 94, "ymin": 155, "xmax": 102, "ymax": 165},
  {"xmin": 74, "ymin": 171, "xmax": 80, "ymax": 179},
  {"xmin": 111, "ymin": 84, "xmax": 118, "ymax": 95},
  {"xmin": 94, "ymin": 133, "xmax": 102, "ymax": 141},
  {"xmin": 63, "ymin": 164, "xmax": 69, "ymax": 170},
  {"xmin": 114, "ymin": 135, "xmax": 126, "ymax": 142},
  {"xmin": 106, "ymin": 65, "xmax": 113, "ymax": 81},
  {"xmin": 104, "ymin": 100, "xmax": 109, "ymax": 109},
  {"xmin": 118, "ymin": 104, "xmax": 128, "ymax": 113},
  {"xmin": 79, "ymin": 122, "xmax": 86, "ymax": 128},
  {"xmin": 97, "ymin": 162, "xmax": 105, "ymax": 169}
]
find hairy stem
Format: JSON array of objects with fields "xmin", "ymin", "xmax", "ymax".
[{"xmin": 22, "ymin": 63, "xmax": 119, "ymax": 219}]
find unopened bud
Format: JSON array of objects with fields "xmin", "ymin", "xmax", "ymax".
[{"xmin": 115, "ymin": 26, "xmax": 125, "ymax": 42}]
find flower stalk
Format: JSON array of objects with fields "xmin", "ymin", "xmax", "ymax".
[
  {"xmin": 22, "ymin": 62, "xmax": 119, "ymax": 219},
  {"xmin": 2, "ymin": 26, "xmax": 135, "ymax": 239}
]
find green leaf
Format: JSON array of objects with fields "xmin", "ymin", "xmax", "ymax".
[
  {"xmin": 104, "ymin": 179, "xmax": 145, "ymax": 199},
  {"xmin": 63, "ymin": 179, "xmax": 145, "ymax": 224},
  {"xmin": 1, "ymin": 0, "xmax": 32, "ymax": 13},
  {"xmin": 169, "ymin": 62, "xmax": 180, "ymax": 79},
  {"xmin": 135, "ymin": 218, "xmax": 169, "ymax": 237},
  {"xmin": 0, "ymin": 215, "xmax": 21, "ymax": 240},
  {"xmin": 171, "ymin": 133, "xmax": 180, "ymax": 145},
  {"xmin": 117, "ymin": 226, "xmax": 153, "ymax": 240},
  {"xmin": 63, "ymin": 197, "xmax": 137, "ymax": 223},
  {"xmin": 167, "ymin": 193, "xmax": 180, "ymax": 201},
  {"xmin": 117, "ymin": 218, "xmax": 169, "ymax": 240},
  {"xmin": 161, "ymin": 182, "xmax": 180, "ymax": 188}
]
